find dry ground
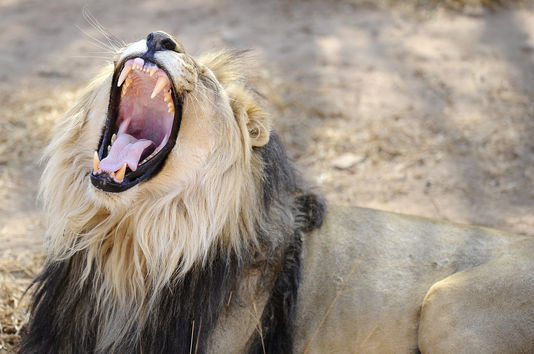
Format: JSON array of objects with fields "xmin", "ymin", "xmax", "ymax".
[{"xmin": 1, "ymin": 0, "xmax": 533, "ymax": 351}]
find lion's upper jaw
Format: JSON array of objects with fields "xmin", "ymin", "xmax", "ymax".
[{"xmin": 120, "ymin": 39, "xmax": 198, "ymax": 92}]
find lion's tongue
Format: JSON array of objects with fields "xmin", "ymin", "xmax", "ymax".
[{"xmin": 99, "ymin": 133, "xmax": 154, "ymax": 173}]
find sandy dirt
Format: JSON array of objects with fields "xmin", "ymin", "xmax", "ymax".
[{"xmin": 1, "ymin": 0, "xmax": 533, "ymax": 351}]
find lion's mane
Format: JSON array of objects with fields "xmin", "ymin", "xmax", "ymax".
[{"xmin": 21, "ymin": 48, "xmax": 325, "ymax": 353}]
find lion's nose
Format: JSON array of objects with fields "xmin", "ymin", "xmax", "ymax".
[{"xmin": 146, "ymin": 31, "xmax": 177, "ymax": 53}]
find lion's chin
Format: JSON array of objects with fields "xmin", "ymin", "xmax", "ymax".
[
  {"xmin": 88, "ymin": 177, "xmax": 138, "ymax": 210},
  {"xmin": 91, "ymin": 56, "xmax": 183, "ymax": 193}
]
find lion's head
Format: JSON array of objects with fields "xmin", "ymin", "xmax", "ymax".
[
  {"xmin": 28, "ymin": 31, "xmax": 324, "ymax": 353},
  {"xmin": 41, "ymin": 31, "xmax": 277, "ymax": 305}
]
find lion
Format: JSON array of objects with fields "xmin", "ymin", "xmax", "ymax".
[{"xmin": 21, "ymin": 31, "xmax": 534, "ymax": 353}]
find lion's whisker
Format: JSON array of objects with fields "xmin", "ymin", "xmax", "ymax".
[
  {"xmin": 82, "ymin": 7, "xmax": 124, "ymax": 51},
  {"xmin": 69, "ymin": 56, "xmax": 113, "ymax": 62},
  {"xmin": 75, "ymin": 25, "xmax": 116, "ymax": 52},
  {"xmin": 194, "ymin": 87, "xmax": 228, "ymax": 116},
  {"xmin": 190, "ymin": 90, "xmax": 227, "ymax": 120},
  {"xmin": 187, "ymin": 92, "xmax": 203, "ymax": 121},
  {"xmin": 201, "ymin": 85, "xmax": 246, "ymax": 105},
  {"xmin": 85, "ymin": 50, "xmax": 116, "ymax": 54}
]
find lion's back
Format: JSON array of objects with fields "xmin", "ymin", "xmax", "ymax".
[{"xmin": 294, "ymin": 206, "xmax": 522, "ymax": 353}]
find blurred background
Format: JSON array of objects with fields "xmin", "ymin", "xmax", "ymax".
[{"xmin": 1, "ymin": 0, "xmax": 533, "ymax": 350}]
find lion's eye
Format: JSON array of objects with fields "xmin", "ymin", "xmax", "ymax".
[
  {"xmin": 161, "ymin": 38, "xmax": 176, "ymax": 51},
  {"xmin": 146, "ymin": 31, "xmax": 181, "ymax": 54}
]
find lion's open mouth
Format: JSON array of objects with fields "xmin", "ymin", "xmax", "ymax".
[{"xmin": 91, "ymin": 57, "xmax": 183, "ymax": 192}]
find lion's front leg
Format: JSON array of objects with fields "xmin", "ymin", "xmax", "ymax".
[{"xmin": 418, "ymin": 245, "xmax": 534, "ymax": 354}]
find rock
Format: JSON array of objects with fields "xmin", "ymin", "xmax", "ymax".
[{"xmin": 332, "ymin": 153, "xmax": 365, "ymax": 170}]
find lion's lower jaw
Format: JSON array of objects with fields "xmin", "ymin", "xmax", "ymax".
[{"xmin": 87, "ymin": 180, "xmax": 136, "ymax": 210}]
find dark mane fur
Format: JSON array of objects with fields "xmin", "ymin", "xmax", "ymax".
[{"xmin": 21, "ymin": 132, "xmax": 325, "ymax": 353}]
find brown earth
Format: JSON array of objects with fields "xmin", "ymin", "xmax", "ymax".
[{"xmin": 1, "ymin": 0, "xmax": 533, "ymax": 351}]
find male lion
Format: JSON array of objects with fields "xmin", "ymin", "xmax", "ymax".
[{"xmin": 22, "ymin": 32, "xmax": 534, "ymax": 353}]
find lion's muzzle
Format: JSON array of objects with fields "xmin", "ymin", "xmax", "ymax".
[{"xmin": 91, "ymin": 34, "xmax": 184, "ymax": 193}]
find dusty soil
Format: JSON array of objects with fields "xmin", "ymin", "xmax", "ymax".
[{"xmin": 1, "ymin": 0, "xmax": 533, "ymax": 351}]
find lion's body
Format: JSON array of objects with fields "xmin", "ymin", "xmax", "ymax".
[
  {"xmin": 295, "ymin": 206, "xmax": 534, "ymax": 353},
  {"xmin": 21, "ymin": 33, "xmax": 534, "ymax": 353}
]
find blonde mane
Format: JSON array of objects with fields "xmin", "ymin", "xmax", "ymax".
[{"xmin": 39, "ymin": 49, "xmax": 273, "ymax": 350}]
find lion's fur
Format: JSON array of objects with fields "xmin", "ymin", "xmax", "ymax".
[
  {"xmin": 293, "ymin": 206, "xmax": 534, "ymax": 353},
  {"xmin": 29, "ymin": 39, "xmax": 317, "ymax": 352},
  {"xmin": 23, "ymin": 35, "xmax": 534, "ymax": 353}
]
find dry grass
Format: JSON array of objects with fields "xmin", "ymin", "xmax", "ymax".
[
  {"xmin": 422, "ymin": 0, "xmax": 528, "ymax": 10},
  {"xmin": 0, "ymin": 87, "xmax": 75, "ymax": 165},
  {"xmin": 341, "ymin": 0, "xmax": 532, "ymax": 19},
  {"xmin": 0, "ymin": 87, "xmax": 71, "ymax": 353},
  {"xmin": 347, "ymin": 0, "xmax": 530, "ymax": 11},
  {"xmin": 0, "ymin": 252, "xmax": 44, "ymax": 353}
]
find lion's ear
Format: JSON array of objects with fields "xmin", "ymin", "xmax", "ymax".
[
  {"xmin": 245, "ymin": 104, "xmax": 270, "ymax": 147},
  {"xmin": 228, "ymin": 85, "xmax": 271, "ymax": 147}
]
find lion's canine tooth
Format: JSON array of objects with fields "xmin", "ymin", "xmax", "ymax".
[
  {"xmin": 111, "ymin": 134, "xmax": 117, "ymax": 145},
  {"xmin": 93, "ymin": 151, "xmax": 100, "ymax": 172},
  {"xmin": 121, "ymin": 77, "xmax": 133, "ymax": 97},
  {"xmin": 117, "ymin": 64, "xmax": 132, "ymax": 87},
  {"xmin": 168, "ymin": 102, "xmax": 175, "ymax": 114},
  {"xmin": 115, "ymin": 163, "xmax": 127, "ymax": 183},
  {"xmin": 151, "ymin": 76, "xmax": 168, "ymax": 99}
]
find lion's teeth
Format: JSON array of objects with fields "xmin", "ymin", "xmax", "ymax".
[
  {"xmin": 133, "ymin": 58, "xmax": 144, "ymax": 70},
  {"xmin": 141, "ymin": 150, "xmax": 157, "ymax": 165},
  {"xmin": 121, "ymin": 77, "xmax": 133, "ymax": 97},
  {"xmin": 93, "ymin": 151, "xmax": 100, "ymax": 173},
  {"xmin": 168, "ymin": 102, "xmax": 175, "ymax": 114},
  {"xmin": 150, "ymin": 67, "xmax": 157, "ymax": 76},
  {"xmin": 164, "ymin": 91, "xmax": 172, "ymax": 103},
  {"xmin": 117, "ymin": 64, "xmax": 132, "ymax": 87},
  {"xmin": 115, "ymin": 163, "xmax": 127, "ymax": 183},
  {"xmin": 111, "ymin": 134, "xmax": 117, "ymax": 145},
  {"xmin": 151, "ymin": 76, "xmax": 168, "ymax": 99}
]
